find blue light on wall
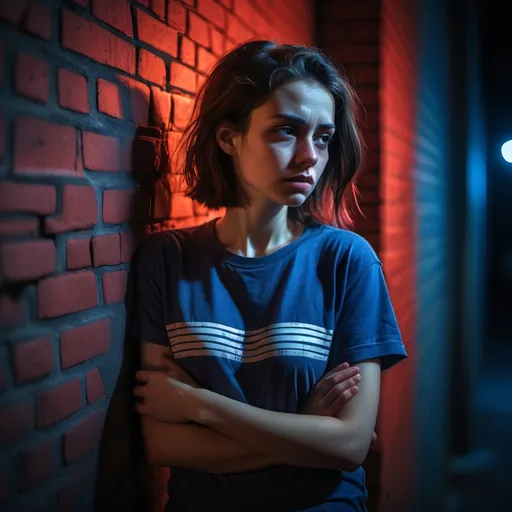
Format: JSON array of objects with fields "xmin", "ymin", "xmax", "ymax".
[{"xmin": 501, "ymin": 140, "xmax": 512, "ymax": 163}]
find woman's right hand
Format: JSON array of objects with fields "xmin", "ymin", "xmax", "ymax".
[{"xmin": 300, "ymin": 362, "xmax": 361, "ymax": 417}]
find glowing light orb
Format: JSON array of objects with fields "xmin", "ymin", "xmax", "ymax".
[{"xmin": 501, "ymin": 140, "xmax": 512, "ymax": 163}]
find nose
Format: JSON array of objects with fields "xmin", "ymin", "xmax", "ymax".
[{"xmin": 295, "ymin": 137, "xmax": 319, "ymax": 168}]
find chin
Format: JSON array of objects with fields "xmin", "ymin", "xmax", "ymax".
[{"xmin": 282, "ymin": 191, "xmax": 311, "ymax": 207}]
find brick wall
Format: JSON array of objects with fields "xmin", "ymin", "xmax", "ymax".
[
  {"xmin": 378, "ymin": 1, "xmax": 418, "ymax": 510},
  {"xmin": 0, "ymin": 1, "xmax": 314, "ymax": 510}
]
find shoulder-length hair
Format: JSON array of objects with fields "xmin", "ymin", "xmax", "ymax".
[{"xmin": 176, "ymin": 40, "xmax": 365, "ymax": 229}]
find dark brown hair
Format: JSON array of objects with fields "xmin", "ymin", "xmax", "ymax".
[{"xmin": 176, "ymin": 40, "xmax": 364, "ymax": 228}]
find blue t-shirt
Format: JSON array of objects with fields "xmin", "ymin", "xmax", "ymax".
[{"xmin": 132, "ymin": 219, "xmax": 407, "ymax": 512}]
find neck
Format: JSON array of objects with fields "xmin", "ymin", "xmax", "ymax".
[{"xmin": 215, "ymin": 204, "xmax": 303, "ymax": 258}]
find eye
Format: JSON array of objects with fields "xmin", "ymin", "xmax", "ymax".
[
  {"xmin": 274, "ymin": 126, "xmax": 297, "ymax": 137},
  {"xmin": 315, "ymin": 134, "xmax": 333, "ymax": 147}
]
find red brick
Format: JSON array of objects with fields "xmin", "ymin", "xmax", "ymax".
[
  {"xmin": 0, "ymin": 294, "xmax": 23, "ymax": 326},
  {"xmin": 92, "ymin": 234, "xmax": 121, "ymax": 267},
  {"xmin": 137, "ymin": 9, "xmax": 178, "ymax": 57},
  {"xmin": 232, "ymin": 0, "xmax": 262, "ymax": 30},
  {"xmin": 0, "ymin": 182, "xmax": 56, "ymax": 215},
  {"xmin": 210, "ymin": 27, "xmax": 224, "ymax": 56},
  {"xmin": 1, "ymin": 240, "xmax": 55, "ymax": 281},
  {"xmin": 218, "ymin": 0, "xmax": 231, "ymax": 7},
  {"xmin": 0, "ymin": 218, "xmax": 38, "ymax": 236},
  {"xmin": 357, "ymin": 88, "xmax": 379, "ymax": 108},
  {"xmin": 327, "ymin": 45, "xmax": 379, "ymax": 64},
  {"xmin": 37, "ymin": 271, "xmax": 97, "ymax": 319},
  {"xmin": 45, "ymin": 185, "xmax": 97, "ymax": 234},
  {"xmin": 135, "ymin": 0, "xmax": 149, "ymax": 5},
  {"xmin": 121, "ymin": 136, "xmax": 133, "ymax": 170},
  {"xmin": 117, "ymin": 75, "xmax": 150, "ymax": 125},
  {"xmin": 151, "ymin": 86, "xmax": 172, "ymax": 130},
  {"xmin": 103, "ymin": 270, "xmax": 128, "ymax": 304},
  {"xmin": 20, "ymin": 440, "xmax": 56, "ymax": 489},
  {"xmin": 168, "ymin": 1, "xmax": 186, "ymax": 32},
  {"xmin": 348, "ymin": 65, "xmax": 379, "ymax": 86},
  {"xmin": 196, "ymin": 73, "xmax": 205, "ymax": 90},
  {"xmin": 0, "ymin": 402, "xmax": 33, "ymax": 447},
  {"xmin": 318, "ymin": 2, "xmax": 380, "ymax": 21},
  {"xmin": 180, "ymin": 36, "xmax": 196, "ymax": 67},
  {"xmin": 62, "ymin": 9, "xmax": 135, "ymax": 74},
  {"xmin": 58, "ymin": 69, "xmax": 89, "ymax": 113},
  {"xmin": 182, "ymin": 0, "xmax": 194, "ymax": 5},
  {"xmin": 224, "ymin": 37, "xmax": 238, "ymax": 54},
  {"xmin": 197, "ymin": 0, "xmax": 225, "ymax": 29},
  {"xmin": 92, "ymin": 0, "xmax": 133, "ymax": 36},
  {"xmin": 0, "ymin": 2, "xmax": 28, "ymax": 24},
  {"xmin": 170, "ymin": 61, "xmax": 196, "ymax": 93},
  {"xmin": 197, "ymin": 47, "xmax": 216, "ymax": 74},
  {"xmin": 15, "ymin": 53, "xmax": 49, "ymax": 103},
  {"xmin": 226, "ymin": 13, "xmax": 252, "ymax": 43},
  {"xmin": 24, "ymin": 2, "xmax": 52, "ymax": 40},
  {"xmin": 343, "ymin": 21, "xmax": 379, "ymax": 44},
  {"xmin": 14, "ymin": 117, "xmax": 77, "ymax": 175},
  {"xmin": 188, "ymin": 12, "xmax": 209, "ymax": 47},
  {"xmin": 172, "ymin": 94, "xmax": 194, "ymax": 130},
  {"xmin": 138, "ymin": 49, "xmax": 166, "ymax": 86},
  {"xmin": 36, "ymin": 379, "xmax": 82, "ymax": 428},
  {"xmin": 66, "ymin": 238, "xmax": 91, "ymax": 270},
  {"xmin": 97, "ymin": 78, "xmax": 123, "ymax": 118},
  {"xmin": 120, "ymin": 231, "xmax": 135, "ymax": 262},
  {"xmin": 60, "ymin": 318, "xmax": 110, "ymax": 368},
  {"xmin": 151, "ymin": 0, "xmax": 166, "ymax": 18},
  {"xmin": 86, "ymin": 367, "xmax": 105, "ymax": 403},
  {"xmin": 171, "ymin": 193, "xmax": 194, "ymax": 218},
  {"xmin": 82, "ymin": 131, "xmax": 121, "ymax": 172},
  {"xmin": 102, "ymin": 189, "xmax": 136, "ymax": 224},
  {"xmin": 12, "ymin": 336, "xmax": 54, "ymax": 384},
  {"xmin": 63, "ymin": 409, "xmax": 105, "ymax": 464}
]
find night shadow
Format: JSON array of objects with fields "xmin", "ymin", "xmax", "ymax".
[{"xmin": 94, "ymin": 111, "xmax": 173, "ymax": 511}]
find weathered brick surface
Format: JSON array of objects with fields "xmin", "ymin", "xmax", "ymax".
[{"xmin": 0, "ymin": 1, "xmax": 315, "ymax": 510}]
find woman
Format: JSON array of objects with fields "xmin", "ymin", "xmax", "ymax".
[{"xmin": 132, "ymin": 41, "xmax": 407, "ymax": 512}]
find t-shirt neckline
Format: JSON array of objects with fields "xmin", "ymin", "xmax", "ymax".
[{"xmin": 204, "ymin": 217, "xmax": 317, "ymax": 268}]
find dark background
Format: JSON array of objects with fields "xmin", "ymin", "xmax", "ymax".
[{"xmin": 481, "ymin": 0, "xmax": 512, "ymax": 352}]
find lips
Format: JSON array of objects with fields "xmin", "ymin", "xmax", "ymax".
[{"xmin": 284, "ymin": 174, "xmax": 314, "ymax": 185}]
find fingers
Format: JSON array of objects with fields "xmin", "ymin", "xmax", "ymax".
[
  {"xmin": 324, "ymin": 361, "xmax": 350, "ymax": 379},
  {"xmin": 329, "ymin": 365, "xmax": 360, "ymax": 385},
  {"xmin": 329, "ymin": 384, "xmax": 359, "ymax": 412}
]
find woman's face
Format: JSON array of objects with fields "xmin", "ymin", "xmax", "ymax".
[{"xmin": 225, "ymin": 79, "xmax": 336, "ymax": 208}]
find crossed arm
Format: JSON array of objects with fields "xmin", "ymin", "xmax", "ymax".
[{"xmin": 138, "ymin": 342, "xmax": 380, "ymax": 473}]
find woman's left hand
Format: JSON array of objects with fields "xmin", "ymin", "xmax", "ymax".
[{"xmin": 134, "ymin": 367, "xmax": 198, "ymax": 424}]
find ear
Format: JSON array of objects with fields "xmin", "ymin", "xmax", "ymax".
[{"xmin": 216, "ymin": 121, "xmax": 240, "ymax": 156}]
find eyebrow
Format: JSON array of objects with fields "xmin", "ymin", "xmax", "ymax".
[{"xmin": 271, "ymin": 113, "xmax": 336, "ymax": 130}]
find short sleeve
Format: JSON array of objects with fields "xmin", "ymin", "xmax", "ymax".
[
  {"xmin": 131, "ymin": 237, "xmax": 171, "ymax": 346},
  {"xmin": 330, "ymin": 261, "xmax": 407, "ymax": 371}
]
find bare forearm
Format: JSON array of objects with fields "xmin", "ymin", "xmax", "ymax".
[
  {"xmin": 142, "ymin": 418, "xmax": 283, "ymax": 473},
  {"xmin": 191, "ymin": 389, "xmax": 369, "ymax": 471}
]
